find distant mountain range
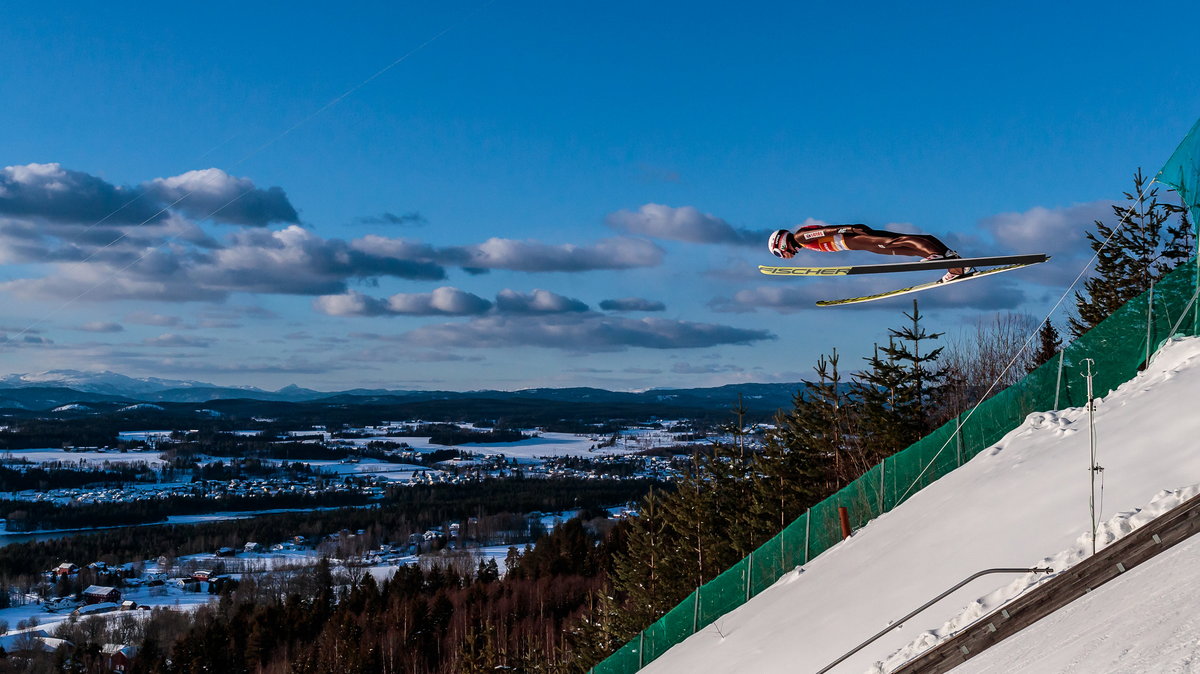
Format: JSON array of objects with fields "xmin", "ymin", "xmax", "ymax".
[
  {"xmin": 0, "ymin": 369, "xmax": 805, "ymax": 414},
  {"xmin": 0, "ymin": 370, "xmax": 262, "ymax": 397}
]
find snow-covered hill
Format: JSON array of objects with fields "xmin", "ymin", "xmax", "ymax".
[
  {"xmin": 954, "ymin": 531, "xmax": 1200, "ymax": 673},
  {"xmin": 0, "ymin": 370, "xmax": 227, "ymax": 396},
  {"xmin": 642, "ymin": 336, "xmax": 1200, "ymax": 674}
]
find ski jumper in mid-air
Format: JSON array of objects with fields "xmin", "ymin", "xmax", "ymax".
[{"xmin": 768, "ymin": 224, "xmax": 974, "ymax": 282}]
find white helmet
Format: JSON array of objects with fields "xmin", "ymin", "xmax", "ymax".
[{"xmin": 768, "ymin": 229, "xmax": 793, "ymax": 257}]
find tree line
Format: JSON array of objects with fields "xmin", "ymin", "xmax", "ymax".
[{"xmin": 0, "ymin": 478, "xmax": 657, "ymax": 578}]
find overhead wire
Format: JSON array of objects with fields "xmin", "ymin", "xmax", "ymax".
[{"xmin": 895, "ymin": 177, "xmax": 1164, "ymax": 505}]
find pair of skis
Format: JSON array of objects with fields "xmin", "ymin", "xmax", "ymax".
[{"xmin": 758, "ymin": 254, "xmax": 1049, "ymax": 306}]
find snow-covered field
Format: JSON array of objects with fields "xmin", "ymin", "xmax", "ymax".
[
  {"xmin": 116, "ymin": 430, "xmax": 176, "ymax": 442},
  {"xmin": 643, "ymin": 336, "xmax": 1200, "ymax": 674},
  {"xmin": 0, "ymin": 540, "xmax": 536, "ymax": 640},
  {"xmin": 342, "ymin": 430, "xmax": 643, "ymax": 459},
  {"xmin": 1, "ymin": 448, "xmax": 165, "ymax": 466},
  {"xmin": 0, "ymin": 584, "xmax": 218, "ymax": 635},
  {"xmin": 303, "ymin": 459, "xmax": 438, "ymax": 481}
]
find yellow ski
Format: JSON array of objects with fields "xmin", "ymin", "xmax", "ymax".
[{"xmin": 816, "ymin": 262, "xmax": 1044, "ymax": 307}]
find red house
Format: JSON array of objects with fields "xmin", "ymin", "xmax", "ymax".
[
  {"xmin": 82, "ymin": 585, "xmax": 120, "ymax": 604},
  {"xmin": 102, "ymin": 644, "xmax": 138, "ymax": 673}
]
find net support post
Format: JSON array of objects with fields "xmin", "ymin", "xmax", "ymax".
[
  {"xmin": 692, "ymin": 587, "xmax": 700, "ymax": 634},
  {"xmin": 803, "ymin": 508, "xmax": 811, "ymax": 564},
  {"xmin": 1145, "ymin": 281, "xmax": 1155, "ymax": 366},
  {"xmin": 1054, "ymin": 349, "xmax": 1065, "ymax": 410},
  {"xmin": 746, "ymin": 552, "xmax": 753, "ymax": 601},
  {"xmin": 880, "ymin": 457, "xmax": 888, "ymax": 513},
  {"xmin": 838, "ymin": 506, "xmax": 851, "ymax": 540},
  {"xmin": 955, "ymin": 416, "xmax": 964, "ymax": 466}
]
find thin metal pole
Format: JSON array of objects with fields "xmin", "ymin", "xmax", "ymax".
[
  {"xmin": 880, "ymin": 457, "xmax": 887, "ymax": 513},
  {"xmin": 692, "ymin": 587, "xmax": 700, "ymax": 633},
  {"xmin": 955, "ymin": 416, "xmax": 964, "ymax": 466},
  {"xmin": 780, "ymin": 521, "xmax": 786, "ymax": 569},
  {"xmin": 638, "ymin": 632, "xmax": 644, "ymax": 668},
  {"xmin": 1146, "ymin": 281, "xmax": 1155, "ymax": 364},
  {"xmin": 814, "ymin": 567, "xmax": 1053, "ymax": 674},
  {"xmin": 746, "ymin": 551, "xmax": 753, "ymax": 601},
  {"xmin": 1054, "ymin": 349, "xmax": 1065, "ymax": 410},
  {"xmin": 1082, "ymin": 358, "xmax": 1101, "ymax": 555},
  {"xmin": 803, "ymin": 507, "xmax": 811, "ymax": 564}
]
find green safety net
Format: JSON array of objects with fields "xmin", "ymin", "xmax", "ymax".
[
  {"xmin": 1158, "ymin": 116, "xmax": 1200, "ymax": 232},
  {"xmin": 592, "ymin": 118, "xmax": 1200, "ymax": 673}
]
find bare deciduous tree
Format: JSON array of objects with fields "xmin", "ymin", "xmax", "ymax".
[{"xmin": 937, "ymin": 313, "xmax": 1039, "ymax": 424}]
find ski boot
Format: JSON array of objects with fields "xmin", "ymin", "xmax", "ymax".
[{"xmin": 924, "ymin": 251, "xmax": 975, "ymax": 283}]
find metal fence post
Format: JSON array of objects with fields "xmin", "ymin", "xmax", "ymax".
[
  {"xmin": 880, "ymin": 456, "xmax": 887, "ymax": 514},
  {"xmin": 746, "ymin": 551, "xmax": 753, "ymax": 601},
  {"xmin": 639, "ymin": 631, "xmax": 645, "ymax": 668},
  {"xmin": 692, "ymin": 587, "xmax": 700, "ymax": 633},
  {"xmin": 780, "ymin": 522, "xmax": 786, "ymax": 569},
  {"xmin": 1146, "ymin": 281, "xmax": 1155, "ymax": 364},
  {"xmin": 803, "ymin": 507, "xmax": 811, "ymax": 564},
  {"xmin": 955, "ymin": 416, "xmax": 964, "ymax": 466},
  {"xmin": 1054, "ymin": 349, "xmax": 1065, "ymax": 410}
]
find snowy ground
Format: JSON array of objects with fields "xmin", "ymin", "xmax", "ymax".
[
  {"xmin": 0, "ymin": 582, "xmax": 223, "ymax": 637},
  {"xmin": 341, "ymin": 430, "xmax": 641, "ymax": 459},
  {"xmin": 954, "ymin": 528, "xmax": 1200, "ymax": 674},
  {"xmin": 643, "ymin": 337, "xmax": 1200, "ymax": 674},
  {"xmin": 0, "ymin": 502, "xmax": 614, "ymax": 636},
  {"xmin": 0, "ymin": 448, "xmax": 165, "ymax": 466},
  {"xmin": 302, "ymin": 459, "xmax": 439, "ymax": 482}
]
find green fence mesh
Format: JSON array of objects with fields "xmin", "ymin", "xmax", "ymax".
[
  {"xmin": 591, "ymin": 256, "xmax": 1200, "ymax": 674},
  {"xmin": 1159, "ymin": 116, "xmax": 1200, "ymax": 230}
]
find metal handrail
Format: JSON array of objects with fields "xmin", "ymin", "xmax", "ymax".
[{"xmin": 815, "ymin": 566, "xmax": 1053, "ymax": 674}]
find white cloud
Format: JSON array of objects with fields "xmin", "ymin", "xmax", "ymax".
[
  {"xmin": 314, "ymin": 287, "xmax": 492, "ymax": 317},
  {"xmin": 77, "ymin": 321, "xmax": 124, "ymax": 333},
  {"xmin": 143, "ymin": 333, "xmax": 214, "ymax": 348},
  {"xmin": 445, "ymin": 236, "xmax": 664, "ymax": 272},
  {"xmin": 388, "ymin": 287, "xmax": 493, "ymax": 315},
  {"xmin": 313, "ymin": 291, "xmax": 389, "ymax": 317},
  {"xmin": 0, "ymin": 163, "xmax": 299, "ymax": 228},
  {"xmin": 605, "ymin": 203, "xmax": 770, "ymax": 246},
  {"xmin": 403, "ymin": 314, "xmax": 775, "ymax": 351},
  {"xmin": 495, "ymin": 289, "xmax": 588, "ymax": 314},
  {"xmin": 141, "ymin": 167, "xmax": 299, "ymax": 226},
  {"xmin": 980, "ymin": 201, "xmax": 1113, "ymax": 257}
]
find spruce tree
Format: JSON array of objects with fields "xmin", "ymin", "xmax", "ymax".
[
  {"xmin": 1071, "ymin": 169, "xmax": 1190, "ymax": 336},
  {"xmin": 850, "ymin": 342, "xmax": 914, "ymax": 467},
  {"xmin": 1163, "ymin": 205, "xmax": 1195, "ymax": 266},
  {"xmin": 608, "ymin": 490, "xmax": 679, "ymax": 636},
  {"xmin": 565, "ymin": 589, "xmax": 623, "ymax": 669},
  {"xmin": 660, "ymin": 442, "xmax": 746, "ymax": 590},
  {"xmin": 747, "ymin": 351, "xmax": 845, "ymax": 542},
  {"xmin": 881, "ymin": 299, "xmax": 946, "ymax": 433},
  {"xmin": 852, "ymin": 301, "xmax": 946, "ymax": 464},
  {"xmin": 1029, "ymin": 320, "xmax": 1063, "ymax": 372}
]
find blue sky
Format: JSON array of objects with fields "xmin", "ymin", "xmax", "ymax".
[{"xmin": 2, "ymin": 1, "xmax": 1199, "ymax": 391}]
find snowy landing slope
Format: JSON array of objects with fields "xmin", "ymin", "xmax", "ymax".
[
  {"xmin": 642, "ymin": 337, "xmax": 1200, "ymax": 674},
  {"xmin": 953, "ymin": 530, "xmax": 1200, "ymax": 674}
]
